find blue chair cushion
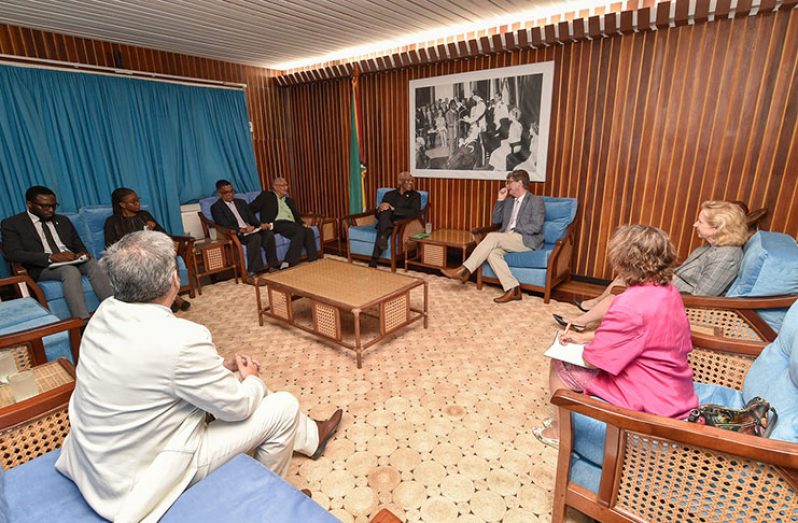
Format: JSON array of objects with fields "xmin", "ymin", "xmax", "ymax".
[
  {"xmin": 348, "ymin": 225, "xmax": 379, "ymax": 243},
  {"xmin": 743, "ymin": 301, "xmax": 798, "ymax": 442},
  {"xmin": 4, "ymin": 450, "xmax": 336, "ymax": 523},
  {"xmin": 542, "ymin": 196, "xmax": 577, "ymax": 244},
  {"xmin": 0, "ymin": 297, "xmax": 52, "ymax": 330},
  {"xmin": 0, "ymin": 313, "xmax": 73, "ymax": 363},
  {"xmin": 163, "ymin": 455, "xmax": 337, "ymax": 522},
  {"xmin": 726, "ymin": 231, "xmax": 798, "ymax": 331},
  {"xmin": 502, "ymin": 244, "xmax": 554, "ymax": 269},
  {"xmin": 199, "ymin": 192, "xmax": 260, "ymax": 222}
]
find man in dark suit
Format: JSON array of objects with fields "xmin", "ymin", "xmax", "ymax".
[
  {"xmin": 369, "ymin": 171, "xmax": 422, "ymax": 268},
  {"xmin": 210, "ymin": 180, "xmax": 279, "ymax": 280},
  {"xmin": 249, "ymin": 177, "xmax": 317, "ymax": 269},
  {"xmin": 441, "ymin": 169, "xmax": 545, "ymax": 303},
  {"xmin": 1, "ymin": 186, "xmax": 113, "ymax": 318}
]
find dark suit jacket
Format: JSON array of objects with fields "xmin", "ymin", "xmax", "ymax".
[
  {"xmin": 378, "ymin": 189, "xmax": 421, "ymax": 221},
  {"xmin": 249, "ymin": 191, "xmax": 301, "ymax": 224},
  {"xmin": 492, "ymin": 192, "xmax": 545, "ymax": 250},
  {"xmin": 210, "ymin": 198, "xmax": 260, "ymax": 232},
  {"xmin": 1, "ymin": 211, "xmax": 88, "ymax": 279}
]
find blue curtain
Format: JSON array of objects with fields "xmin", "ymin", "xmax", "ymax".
[{"xmin": 0, "ymin": 64, "xmax": 259, "ymax": 234}]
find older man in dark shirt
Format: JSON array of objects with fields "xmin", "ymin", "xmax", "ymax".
[{"xmin": 369, "ymin": 172, "xmax": 421, "ymax": 267}]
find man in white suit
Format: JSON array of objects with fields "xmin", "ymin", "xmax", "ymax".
[{"xmin": 56, "ymin": 230, "xmax": 342, "ymax": 522}]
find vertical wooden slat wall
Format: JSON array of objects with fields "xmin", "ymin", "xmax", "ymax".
[
  {"xmin": 282, "ymin": 9, "xmax": 798, "ymax": 280},
  {"xmin": 0, "ymin": 23, "xmax": 289, "ymax": 192}
]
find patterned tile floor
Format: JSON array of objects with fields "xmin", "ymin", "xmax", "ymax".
[{"xmin": 181, "ymin": 257, "xmax": 590, "ymax": 523}]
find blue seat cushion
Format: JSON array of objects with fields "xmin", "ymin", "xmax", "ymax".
[
  {"xmin": 481, "ymin": 264, "xmax": 546, "ymax": 288},
  {"xmin": 0, "ymin": 297, "xmax": 52, "ymax": 330},
  {"xmin": 3, "ymin": 450, "xmax": 337, "ymax": 523},
  {"xmin": 541, "ymin": 196, "xmax": 577, "ymax": 244},
  {"xmin": 163, "ymin": 455, "xmax": 337, "ymax": 522},
  {"xmin": 502, "ymin": 244, "xmax": 554, "ymax": 269},
  {"xmin": 0, "ymin": 297, "xmax": 72, "ymax": 362},
  {"xmin": 37, "ymin": 278, "xmax": 100, "ymax": 320},
  {"xmin": 726, "ymin": 231, "xmax": 798, "ymax": 332},
  {"xmin": 742, "ymin": 301, "xmax": 798, "ymax": 442},
  {"xmin": 348, "ymin": 224, "xmax": 379, "ymax": 243}
]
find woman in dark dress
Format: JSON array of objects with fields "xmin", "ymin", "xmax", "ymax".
[{"xmin": 104, "ymin": 187, "xmax": 190, "ymax": 311}]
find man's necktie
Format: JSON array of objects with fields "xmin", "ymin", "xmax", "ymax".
[
  {"xmin": 511, "ymin": 198, "xmax": 521, "ymax": 231},
  {"xmin": 41, "ymin": 221, "xmax": 61, "ymax": 254}
]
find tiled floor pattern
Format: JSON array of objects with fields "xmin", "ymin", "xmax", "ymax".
[{"xmin": 181, "ymin": 257, "xmax": 590, "ymax": 523}]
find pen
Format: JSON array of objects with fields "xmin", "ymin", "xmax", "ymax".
[{"xmin": 563, "ymin": 322, "xmax": 571, "ymax": 339}]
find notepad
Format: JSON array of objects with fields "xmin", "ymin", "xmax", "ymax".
[
  {"xmin": 48, "ymin": 254, "xmax": 89, "ymax": 269},
  {"xmin": 411, "ymin": 233, "xmax": 430, "ymax": 239},
  {"xmin": 543, "ymin": 333, "xmax": 588, "ymax": 367}
]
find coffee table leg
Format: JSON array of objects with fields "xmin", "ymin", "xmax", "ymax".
[
  {"xmin": 423, "ymin": 281, "xmax": 428, "ymax": 328},
  {"xmin": 353, "ymin": 308, "xmax": 362, "ymax": 368}
]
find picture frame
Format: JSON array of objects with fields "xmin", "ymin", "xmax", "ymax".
[{"xmin": 409, "ymin": 61, "xmax": 554, "ymax": 182}]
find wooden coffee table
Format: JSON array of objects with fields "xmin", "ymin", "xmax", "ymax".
[
  {"xmin": 405, "ymin": 229, "xmax": 476, "ymax": 270},
  {"xmin": 255, "ymin": 259, "xmax": 428, "ymax": 368}
]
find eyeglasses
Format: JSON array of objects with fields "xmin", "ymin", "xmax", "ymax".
[{"xmin": 32, "ymin": 201, "xmax": 58, "ymax": 209}]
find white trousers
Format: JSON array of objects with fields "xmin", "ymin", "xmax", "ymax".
[
  {"xmin": 463, "ymin": 231, "xmax": 530, "ymax": 291},
  {"xmin": 192, "ymin": 391, "xmax": 319, "ymax": 483}
]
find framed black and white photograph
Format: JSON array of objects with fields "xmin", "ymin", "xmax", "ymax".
[{"xmin": 409, "ymin": 61, "xmax": 554, "ymax": 182}]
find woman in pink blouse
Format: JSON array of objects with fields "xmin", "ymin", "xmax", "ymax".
[{"xmin": 535, "ymin": 225, "xmax": 698, "ymax": 447}]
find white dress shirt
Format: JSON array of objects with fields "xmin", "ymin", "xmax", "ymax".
[
  {"xmin": 26, "ymin": 209, "xmax": 69, "ymax": 254},
  {"xmin": 507, "ymin": 193, "xmax": 526, "ymax": 232},
  {"xmin": 224, "ymin": 200, "xmax": 248, "ymax": 229}
]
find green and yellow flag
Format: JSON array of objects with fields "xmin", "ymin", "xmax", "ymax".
[{"xmin": 349, "ymin": 65, "xmax": 366, "ymax": 213}]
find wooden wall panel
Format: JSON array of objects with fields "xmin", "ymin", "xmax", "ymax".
[
  {"xmin": 0, "ymin": 23, "xmax": 289, "ymax": 193},
  {"xmin": 282, "ymin": 10, "xmax": 798, "ymax": 279}
]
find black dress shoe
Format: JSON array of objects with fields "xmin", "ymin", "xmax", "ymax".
[
  {"xmin": 311, "ymin": 409, "xmax": 343, "ymax": 460},
  {"xmin": 552, "ymin": 313, "xmax": 586, "ymax": 332},
  {"xmin": 180, "ymin": 299, "xmax": 191, "ymax": 311},
  {"xmin": 573, "ymin": 299, "xmax": 590, "ymax": 312}
]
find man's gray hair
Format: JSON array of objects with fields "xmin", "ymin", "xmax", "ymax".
[{"xmin": 101, "ymin": 230, "xmax": 177, "ymax": 303}]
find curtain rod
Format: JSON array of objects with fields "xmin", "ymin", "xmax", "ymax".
[{"xmin": 0, "ymin": 54, "xmax": 247, "ymax": 90}]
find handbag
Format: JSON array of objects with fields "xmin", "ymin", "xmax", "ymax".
[{"xmin": 687, "ymin": 396, "xmax": 777, "ymax": 437}]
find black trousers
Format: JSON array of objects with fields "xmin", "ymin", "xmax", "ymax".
[
  {"xmin": 273, "ymin": 221, "xmax": 317, "ymax": 266},
  {"xmin": 240, "ymin": 230, "xmax": 279, "ymax": 273},
  {"xmin": 371, "ymin": 210, "xmax": 395, "ymax": 260}
]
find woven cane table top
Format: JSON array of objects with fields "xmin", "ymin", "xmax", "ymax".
[
  {"xmin": 260, "ymin": 259, "xmax": 423, "ymax": 309},
  {"xmin": 0, "ymin": 360, "xmax": 74, "ymax": 408}
]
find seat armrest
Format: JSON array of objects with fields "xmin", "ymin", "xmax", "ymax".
[
  {"xmin": 0, "ymin": 275, "xmax": 48, "ymax": 308},
  {"xmin": 551, "ymin": 389, "xmax": 798, "ymax": 465},
  {"xmin": 0, "ymin": 318, "xmax": 85, "ymax": 367},
  {"xmin": 681, "ymin": 294, "xmax": 798, "ymax": 309},
  {"xmin": 689, "ymin": 332, "xmax": 767, "ymax": 357},
  {"xmin": 342, "ymin": 210, "xmax": 377, "ymax": 227}
]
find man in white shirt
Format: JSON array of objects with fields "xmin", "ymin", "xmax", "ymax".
[
  {"xmin": 56, "ymin": 230, "xmax": 343, "ymax": 522},
  {"xmin": 0, "ymin": 185, "xmax": 112, "ymax": 318},
  {"xmin": 441, "ymin": 169, "xmax": 545, "ymax": 303}
]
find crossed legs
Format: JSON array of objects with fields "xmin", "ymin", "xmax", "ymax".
[{"xmin": 38, "ymin": 259, "xmax": 112, "ymax": 319}]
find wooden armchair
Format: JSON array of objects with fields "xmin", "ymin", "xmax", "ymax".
[
  {"xmin": 473, "ymin": 196, "xmax": 578, "ymax": 303},
  {"xmin": 342, "ymin": 188, "xmax": 429, "ymax": 272},
  {"xmin": 0, "ymin": 275, "xmax": 85, "ymax": 367},
  {"xmin": 682, "ymin": 294, "xmax": 797, "ymax": 342},
  {"xmin": 550, "ymin": 334, "xmax": 798, "ymax": 522}
]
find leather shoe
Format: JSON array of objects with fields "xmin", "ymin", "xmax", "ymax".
[
  {"xmin": 441, "ymin": 265, "xmax": 471, "ymax": 283},
  {"xmin": 552, "ymin": 313, "xmax": 586, "ymax": 332},
  {"xmin": 573, "ymin": 299, "xmax": 590, "ymax": 312},
  {"xmin": 494, "ymin": 286, "xmax": 522, "ymax": 303},
  {"xmin": 311, "ymin": 409, "xmax": 343, "ymax": 460},
  {"xmin": 300, "ymin": 489, "xmax": 312, "ymax": 498}
]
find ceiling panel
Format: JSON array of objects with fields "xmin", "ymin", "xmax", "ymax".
[{"xmin": 0, "ymin": 0, "xmax": 576, "ymax": 69}]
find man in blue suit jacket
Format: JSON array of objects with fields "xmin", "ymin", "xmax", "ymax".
[
  {"xmin": 442, "ymin": 169, "xmax": 545, "ymax": 303},
  {"xmin": 210, "ymin": 180, "xmax": 279, "ymax": 280},
  {"xmin": 1, "ymin": 185, "xmax": 112, "ymax": 318}
]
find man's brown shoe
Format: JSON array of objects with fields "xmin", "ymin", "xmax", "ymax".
[
  {"xmin": 494, "ymin": 286, "xmax": 522, "ymax": 303},
  {"xmin": 441, "ymin": 265, "xmax": 471, "ymax": 283},
  {"xmin": 311, "ymin": 409, "xmax": 343, "ymax": 460}
]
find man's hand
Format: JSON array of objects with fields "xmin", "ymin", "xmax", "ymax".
[
  {"xmin": 260, "ymin": 223, "xmax": 272, "ymax": 231},
  {"xmin": 497, "ymin": 187, "xmax": 508, "ymax": 201},
  {"xmin": 223, "ymin": 355, "xmax": 238, "ymax": 372},
  {"xmin": 49, "ymin": 252, "xmax": 79, "ymax": 263},
  {"xmin": 146, "ymin": 220, "xmax": 157, "ymax": 230},
  {"xmin": 377, "ymin": 202, "xmax": 394, "ymax": 212},
  {"xmin": 240, "ymin": 225, "xmax": 255, "ymax": 234},
  {"xmin": 236, "ymin": 353, "xmax": 261, "ymax": 379}
]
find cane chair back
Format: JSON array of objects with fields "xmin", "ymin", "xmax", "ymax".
[{"xmin": 685, "ymin": 307, "xmax": 761, "ymax": 341}]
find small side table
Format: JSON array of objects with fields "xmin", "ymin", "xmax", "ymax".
[
  {"xmin": 405, "ymin": 229, "xmax": 477, "ymax": 271},
  {"xmin": 193, "ymin": 238, "xmax": 239, "ymax": 295}
]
